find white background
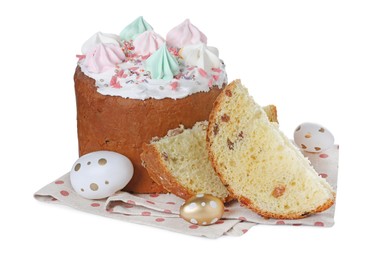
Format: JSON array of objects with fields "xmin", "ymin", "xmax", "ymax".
[{"xmin": 1, "ymin": 0, "xmax": 372, "ymax": 259}]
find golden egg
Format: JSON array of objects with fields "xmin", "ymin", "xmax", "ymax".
[{"xmin": 179, "ymin": 194, "xmax": 224, "ymax": 226}]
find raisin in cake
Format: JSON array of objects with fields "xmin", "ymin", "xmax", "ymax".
[{"xmin": 141, "ymin": 105, "xmax": 277, "ymax": 201}]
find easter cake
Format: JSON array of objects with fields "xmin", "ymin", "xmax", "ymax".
[
  {"xmin": 140, "ymin": 105, "xmax": 278, "ymax": 202},
  {"xmin": 74, "ymin": 17, "xmax": 227, "ymax": 193},
  {"xmin": 206, "ymin": 80, "xmax": 335, "ymax": 219}
]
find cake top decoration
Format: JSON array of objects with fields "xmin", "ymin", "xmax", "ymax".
[
  {"xmin": 120, "ymin": 16, "xmax": 153, "ymax": 41},
  {"xmin": 180, "ymin": 43, "xmax": 221, "ymax": 72},
  {"xmin": 81, "ymin": 32, "xmax": 122, "ymax": 54},
  {"xmin": 166, "ymin": 19, "xmax": 207, "ymax": 48},
  {"xmin": 83, "ymin": 43, "xmax": 125, "ymax": 73},
  {"xmin": 77, "ymin": 17, "xmax": 227, "ymax": 100},
  {"xmin": 133, "ymin": 30, "xmax": 165, "ymax": 57},
  {"xmin": 145, "ymin": 44, "xmax": 180, "ymax": 81}
]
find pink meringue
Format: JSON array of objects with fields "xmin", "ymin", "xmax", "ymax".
[
  {"xmin": 133, "ymin": 31, "xmax": 165, "ymax": 56},
  {"xmin": 81, "ymin": 32, "xmax": 122, "ymax": 54},
  {"xmin": 166, "ymin": 19, "xmax": 207, "ymax": 48},
  {"xmin": 83, "ymin": 43, "xmax": 125, "ymax": 73}
]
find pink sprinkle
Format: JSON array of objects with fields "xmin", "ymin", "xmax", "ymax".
[
  {"xmin": 189, "ymin": 225, "xmax": 199, "ymax": 229},
  {"xmin": 141, "ymin": 211, "xmax": 151, "ymax": 216},
  {"xmin": 292, "ymin": 223, "xmax": 302, "ymax": 226},
  {"xmin": 155, "ymin": 218, "xmax": 165, "ymax": 222},
  {"xmin": 211, "ymin": 68, "xmax": 222, "ymax": 73},
  {"xmin": 319, "ymin": 154, "xmax": 329, "ymax": 159},
  {"xmin": 314, "ymin": 222, "xmax": 325, "ymax": 227},
  {"xmin": 187, "ymin": 66, "xmax": 195, "ymax": 71},
  {"xmin": 168, "ymin": 47, "xmax": 179, "ymax": 56},
  {"xmin": 117, "ymin": 69, "xmax": 124, "ymax": 77},
  {"xmin": 110, "ymin": 75, "xmax": 118, "ymax": 86},
  {"xmin": 276, "ymin": 221, "xmax": 285, "ymax": 225},
  {"xmin": 60, "ymin": 190, "xmax": 69, "ymax": 197},
  {"xmin": 208, "ymin": 79, "xmax": 213, "ymax": 88},
  {"xmin": 129, "ymin": 67, "xmax": 139, "ymax": 71},
  {"xmin": 212, "ymin": 74, "xmax": 220, "ymax": 81},
  {"xmin": 76, "ymin": 54, "xmax": 86, "ymax": 61},
  {"xmin": 91, "ymin": 203, "xmax": 100, "ymax": 207},
  {"xmin": 164, "ymin": 209, "xmax": 172, "ymax": 214},
  {"xmin": 224, "ymin": 209, "xmax": 230, "ymax": 212},
  {"xmin": 242, "ymin": 229, "xmax": 248, "ymax": 234},
  {"xmin": 54, "ymin": 180, "xmax": 64, "ymax": 185},
  {"xmin": 198, "ymin": 68, "xmax": 208, "ymax": 77},
  {"xmin": 319, "ymin": 173, "xmax": 328, "ymax": 178},
  {"xmin": 146, "ymin": 200, "xmax": 155, "ymax": 205},
  {"xmin": 150, "ymin": 194, "xmax": 159, "ymax": 198},
  {"xmin": 170, "ymin": 81, "xmax": 179, "ymax": 90},
  {"xmin": 112, "ymin": 82, "xmax": 122, "ymax": 89},
  {"xmin": 124, "ymin": 204, "xmax": 133, "ymax": 208},
  {"xmin": 166, "ymin": 201, "xmax": 175, "ymax": 205}
]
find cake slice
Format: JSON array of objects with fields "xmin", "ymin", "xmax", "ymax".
[
  {"xmin": 206, "ymin": 80, "xmax": 335, "ymax": 219},
  {"xmin": 141, "ymin": 105, "xmax": 278, "ymax": 202}
]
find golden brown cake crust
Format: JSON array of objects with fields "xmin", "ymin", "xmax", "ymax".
[
  {"xmin": 74, "ymin": 66, "xmax": 224, "ymax": 193},
  {"xmin": 140, "ymin": 143, "xmax": 196, "ymax": 199},
  {"xmin": 238, "ymin": 196, "xmax": 335, "ymax": 220},
  {"xmin": 141, "ymin": 141, "xmax": 234, "ymax": 202}
]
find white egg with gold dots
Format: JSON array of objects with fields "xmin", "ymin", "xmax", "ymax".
[
  {"xmin": 180, "ymin": 194, "xmax": 224, "ymax": 226},
  {"xmin": 294, "ymin": 122, "xmax": 334, "ymax": 153},
  {"xmin": 69, "ymin": 151, "xmax": 134, "ymax": 199}
]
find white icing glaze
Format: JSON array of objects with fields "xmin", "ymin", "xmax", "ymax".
[{"xmin": 78, "ymin": 53, "xmax": 227, "ymax": 100}]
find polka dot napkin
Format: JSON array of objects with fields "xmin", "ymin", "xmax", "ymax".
[{"xmin": 34, "ymin": 145, "xmax": 338, "ymax": 239}]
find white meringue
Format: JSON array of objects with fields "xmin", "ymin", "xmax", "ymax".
[{"xmin": 180, "ymin": 43, "xmax": 221, "ymax": 71}]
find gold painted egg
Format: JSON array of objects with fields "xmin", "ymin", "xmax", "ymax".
[{"xmin": 180, "ymin": 194, "xmax": 224, "ymax": 226}]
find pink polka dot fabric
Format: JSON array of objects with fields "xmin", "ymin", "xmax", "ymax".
[{"xmin": 34, "ymin": 145, "xmax": 339, "ymax": 239}]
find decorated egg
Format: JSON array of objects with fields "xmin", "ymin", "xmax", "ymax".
[
  {"xmin": 69, "ymin": 151, "xmax": 133, "ymax": 199},
  {"xmin": 180, "ymin": 194, "xmax": 224, "ymax": 226},
  {"xmin": 294, "ymin": 122, "xmax": 334, "ymax": 153}
]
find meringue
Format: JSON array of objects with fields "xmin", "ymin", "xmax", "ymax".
[
  {"xmin": 145, "ymin": 44, "xmax": 179, "ymax": 81},
  {"xmin": 133, "ymin": 31, "xmax": 165, "ymax": 56},
  {"xmin": 81, "ymin": 32, "xmax": 122, "ymax": 54},
  {"xmin": 180, "ymin": 43, "xmax": 221, "ymax": 71},
  {"xmin": 120, "ymin": 16, "xmax": 153, "ymax": 41},
  {"xmin": 166, "ymin": 19, "xmax": 207, "ymax": 48},
  {"xmin": 83, "ymin": 43, "xmax": 126, "ymax": 73}
]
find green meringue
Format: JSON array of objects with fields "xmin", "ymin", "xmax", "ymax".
[
  {"xmin": 120, "ymin": 16, "xmax": 153, "ymax": 41},
  {"xmin": 145, "ymin": 44, "xmax": 179, "ymax": 81}
]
